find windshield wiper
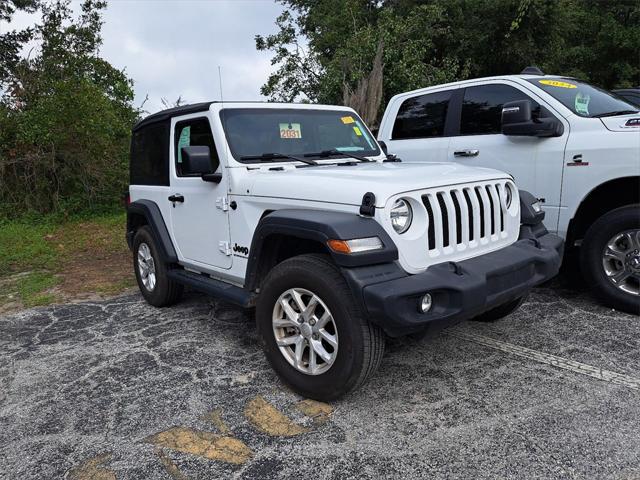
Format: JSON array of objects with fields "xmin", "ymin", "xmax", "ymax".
[
  {"xmin": 240, "ymin": 152, "xmax": 317, "ymax": 166},
  {"xmin": 592, "ymin": 110, "xmax": 639, "ymax": 118},
  {"xmin": 304, "ymin": 149, "xmax": 372, "ymax": 162}
]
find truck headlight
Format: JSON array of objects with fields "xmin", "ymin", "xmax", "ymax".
[{"xmin": 390, "ymin": 198, "xmax": 413, "ymax": 234}]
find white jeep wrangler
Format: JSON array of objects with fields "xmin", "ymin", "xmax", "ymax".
[
  {"xmin": 126, "ymin": 102, "xmax": 562, "ymax": 400},
  {"xmin": 378, "ymin": 68, "xmax": 640, "ymax": 314}
]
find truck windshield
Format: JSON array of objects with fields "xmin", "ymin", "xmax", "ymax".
[
  {"xmin": 527, "ymin": 77, "xmax": 639, "ymax": 118},
  {"xmin": 220, "ymin": 108, "xmax": 380, "ymax": 162}
]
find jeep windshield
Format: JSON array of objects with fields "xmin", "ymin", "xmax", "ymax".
[
  {"xmin": 220, "ymin": 108, "xmax": 381, "ymax": 163},
  {"xmin": 528, "ymin": 77, "xmax": 639, "ymax": 118}
]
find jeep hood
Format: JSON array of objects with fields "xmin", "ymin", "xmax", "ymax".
[{"xmin": 243, "ymin": 162, "xmax": 511, "ymax": 207}]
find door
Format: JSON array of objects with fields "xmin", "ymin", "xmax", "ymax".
[
  {"xmin": 169, "ymin": 115, "xmax": 232, "ymax": 269},
  {"xmin": 381, "ymin": 89, "xmax": 454, "ymax": 162},
  {"xmin": 446, "ymin": 82, "xmax": 567, "ymax": 232}
]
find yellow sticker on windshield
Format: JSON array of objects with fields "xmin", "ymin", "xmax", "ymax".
[
  {"xmin": 279, "ymin": 123, "xmax": 302, "ymax": 139},
  {"xmin": 539, "ymin": 79, "xmax": 577, "ymax": 89},
  {"xmin": 341, "ymin": 116, "xmax": 355, "ymax": 124},
  {"xmin": 353, "ymin": 126, "xmax": 363, "ymax": 136}
]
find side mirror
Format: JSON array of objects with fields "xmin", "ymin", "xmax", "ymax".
[
  {"xmin": 501, "ymin": 100, "xmax": 563, "ymax": 137},
  {"xmin": 378, "ymin": 140, "xmax": 388, "ymax": 155},
  {"xmin": 181, "ymin": 146, "xmax": 222, "ymax": 183}
]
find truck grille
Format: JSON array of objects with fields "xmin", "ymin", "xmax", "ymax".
[{"xmin": 421, "ymin": 183, "xmax": 509, "ymax": 252}]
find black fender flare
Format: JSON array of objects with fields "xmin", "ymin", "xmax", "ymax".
[
  {"xmin": 127, "ymin": 199, "xmax": 178, "ymax": 263},
  {"xmin": 245, "ymin": 209, "xmax": 398, "ymax": 291}
]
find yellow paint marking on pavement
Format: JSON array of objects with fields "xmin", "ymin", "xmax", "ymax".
[
  {"xmin": 67, "ymin": 453, "xmax": 116, "ymax": 480},
  {"xmin": 145, "ymin": 427, "xmax": 252, "ymax": 465},
  {"xmin": 244, "ymin": 395, "xmax": 308, "ymax": 436},
  {"xmin": 296, "ymin": 399, "xmax": 333, "ymax": 425},
  {"xmin": 201, "ymin": 408, "xmax": 231, "ymax": 435},
  {"xmin": 155, "ymin": 448, "xmax": 189, "ymax": 480}
]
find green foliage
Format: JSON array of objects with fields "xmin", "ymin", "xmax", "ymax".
[
  {"xmin": 257, "ymin": 0, "xmax": 640, "ymax": 119},
  {"xmin": 0, "ymin": 0, "xmax": 138, "ymax": 218}
]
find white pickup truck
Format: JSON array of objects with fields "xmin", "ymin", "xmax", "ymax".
[{"xmin": 378, "ymin": 69, "xmax": 640, "ymax": 314}]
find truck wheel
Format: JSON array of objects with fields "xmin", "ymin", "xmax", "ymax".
[
  {"xmin": 133, "ymin": 226, "xmax": 183, "ymax": 307},
  {"xmin": 471, "ymin": 295, "xmax": 527, "ymax": 322},
  {"xmin": 581, "ymin": 205, "xmax": 640, "ymax": 314},
  {"xmin": 256, "ymin": 254, "xmax": 385, "ymax": 401}
]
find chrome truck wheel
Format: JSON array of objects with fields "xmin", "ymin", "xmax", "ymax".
[{"xmin": 602, "ymin": 229, "xmax": 640, "ymax": 296}]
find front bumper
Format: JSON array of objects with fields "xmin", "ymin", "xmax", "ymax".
[{"xmin": 342, "ymin": 232, "xmax": 563, "ymax": 337}]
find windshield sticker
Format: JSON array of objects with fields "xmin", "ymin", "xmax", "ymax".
[
  {"xmin": 177, "ymin": 126, "xmax": 191, "ymax": 163},
  {"xmin": 341, "ymin": 116, "xmax": 355, "ymax": 124},
  {"xmin": 353, "ymin": 126, "xmax": 363, "ymax": 136},
  {"xmin": 539, "ymin": 79, "xmax": 577, "ymax": 89},
  {"xmin": 279, "ymin": 123, "xmax": 302, "ymax": 139},
  {"xmin": 575, "ymin": 92, "xmax": 590, "ymax": 115}
]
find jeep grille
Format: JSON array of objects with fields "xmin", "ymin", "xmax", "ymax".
[{"xmin": 421, "ymin": 183, "xmax": 508, "ymax": 251}]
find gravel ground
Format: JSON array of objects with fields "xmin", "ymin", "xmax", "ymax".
[{"xmin": 1, "ymin": 277, "xmax": 639, "ymax": 479}]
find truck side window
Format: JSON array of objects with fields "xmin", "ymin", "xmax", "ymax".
[
  {"xmin": 130, "ymin": 122, "xmax": 170, "ymax": 186},
  {"xmin": 392, "ymin": 90, "xmax": 452, "ymax": 140},
  {"xmin": 460, "ymin": 84, "xmax": 541, "ymax": 135},
  {"xmin": 174, "ymin": 118, "xmax": 219, "ymax": 176}
]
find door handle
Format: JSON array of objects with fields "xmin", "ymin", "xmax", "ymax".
[
  {"xmin": 168, "ymin": 194, "xmax": 184, "ymax": 203},
  {"xmin": 454, "ymin": 149, "xmax": 479, "ymax": 157}
]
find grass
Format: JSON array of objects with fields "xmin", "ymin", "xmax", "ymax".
[{"xmin": 0, "ymin": 211, "xmax": 134, "ymax": 312}]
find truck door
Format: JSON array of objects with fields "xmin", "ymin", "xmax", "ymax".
[
  {"xmin": 168, "ymin": 115, "xmax": 232, "ymax": 270},
  {"xmin": 446, "ymin": 82, "xmax": 567, "ymax": 232}
]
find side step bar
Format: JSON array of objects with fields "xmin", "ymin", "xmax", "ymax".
[{"xmin": 167, "ymin": 269, "xmax": 256, "ymax": 308}]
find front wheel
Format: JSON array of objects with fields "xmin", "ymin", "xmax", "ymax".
[
  {"xmin": 256, "ymin": 254, "xmax": 385, "ymax": 401},
  {"xmin": 581, "ymin": 205, "xmax": 640, "ymax": 314}
]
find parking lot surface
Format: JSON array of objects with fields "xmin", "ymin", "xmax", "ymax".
[{"xmin": 1, "ymin": 277, "xmax": 639, "ymax": 479}]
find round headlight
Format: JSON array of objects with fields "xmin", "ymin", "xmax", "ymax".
[
  {"xmin": 390, "ymin": 198, "xmax": 413, "ymax": 234},
  {"xmin": 504, "ymin": 184, "xmax": 513, "ymax": 208}
]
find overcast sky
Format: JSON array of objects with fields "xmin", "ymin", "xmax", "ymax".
[{"xmin": 3, "ymin": 0, "xmax": 286, "ymax": 114}]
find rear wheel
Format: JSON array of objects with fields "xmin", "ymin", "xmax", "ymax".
[
  {"xmin": 133, "ymin": 226, "xmax": 183, "ymax": 307},
  {"xmin": 256, "ymin": 254, "xmax": 385, "ymax": 401},
  {"xmin": 581, "ymin": 205, "xmax": 640, "ymax": 314},
  {"xmin": 471, "ymin": 295, "xmax": 527, "ymax": 322}
]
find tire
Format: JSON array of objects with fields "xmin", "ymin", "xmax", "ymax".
[
  {"xmin": 255, "ymin": 254, "xmax": 385, "ymax": 401},
  {"xmin": 133, "ymin": 226, "xmax": 183, "ymax": 307},
  {"xmin": 471, "ymin": 295, "xmax": 527, "ymax": 322},
  {"xmin": 580, "ymin": 205, "xmax": 640, "ymax": 315}
]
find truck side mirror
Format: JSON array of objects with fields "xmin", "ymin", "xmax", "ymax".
[
  {"xmin": 181, "ymin": 146, "xmax": 222, "ymax": 183},
  {"xmin": 502, "ymin": 100, "xmax": 563, "ymax": 138},
  {"xmin": 378, "ymin": 140, "xmax": 389, "ymax": 155}
]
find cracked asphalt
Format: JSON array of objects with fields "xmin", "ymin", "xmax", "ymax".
[{"xmin": 1, "ymin": 275, "xmax": 639, "ymax": 479}]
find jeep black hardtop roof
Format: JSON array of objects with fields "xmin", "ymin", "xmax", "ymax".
[{"xmin": 133, "ymin": 100, "xmax": 310, "ymax": 132}]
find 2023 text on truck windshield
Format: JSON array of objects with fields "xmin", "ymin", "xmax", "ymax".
[
  {"xmin": 528, "ymin": 77, "xmax": 639, "ymax": 118},
  {"xmin": 220, "ymin": 108, "xmax": 381, "ymax": 162}
]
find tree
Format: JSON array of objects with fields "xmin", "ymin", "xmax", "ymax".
[
  {"xmin": 0, "ymin": 0, "xmax": 138, "ymax": 217},
  {"xmin": 256, "ymin": 0, "xmax": 640, "ymax": 122}
]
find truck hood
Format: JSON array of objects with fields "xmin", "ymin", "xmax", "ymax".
[
  {"xmin": 243, "ymin": 162, "xmax": 511, "ymax": 207},
  {"xmin": 599, "ymin": 113, "xmax": 640, "ymax": 132}
]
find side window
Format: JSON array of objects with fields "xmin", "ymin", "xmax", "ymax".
[
  {"xmin": 460, "ymin": 84, "xmax": 541, "ymax": 135},
  {"xmin": 174, "ymin": 118, "xmax": 219, "ymax": 177},
  {"xmin": 130, "ymin": 122, "xmax": 169, "ymax": 186},
  {"xmin": 392, "ymin": 90, "xmax": 452, "ymax": 139}
]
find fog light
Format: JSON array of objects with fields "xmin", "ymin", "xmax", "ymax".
[
  {"xmin": 531, "ymin": 201, "xmax": 542, "ymax": 213},
  {"xmin": 419, "ymin": 293, "xmax": 432, "ymax": 313}
]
